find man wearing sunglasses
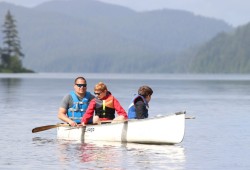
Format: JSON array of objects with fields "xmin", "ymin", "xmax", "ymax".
[
  {"xmin": 58, "ymin": 76, "xmax": 94, "ymax": 127},
  {"xmin": 81, "ymin": 82, "xmax": 128, "ymax": 125}
]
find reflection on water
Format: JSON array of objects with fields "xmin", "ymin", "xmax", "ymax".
[
  {"xmin": 122, "ymin": 142, "xmax": 185, "ymax": 170},
  {"xmin": 54, "ymin": 140, "xmax": 185, "ymax": 170},
  {"xmin": 0, "ymin": 78, "xmax": 22, "ymax": 102},
  {"xmin": 0, "ymin": 78, "xmax": 21, "ymax": 88},
  {"xmin": 32, "ymin": 137, "xmax": 56, "ymax": 145}
]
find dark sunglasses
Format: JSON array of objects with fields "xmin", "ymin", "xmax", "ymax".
[
  {"xmin": 94, "ymin": 92, "xmax": 102, "ymax": 95},
  {"xmin": 75, "ymin": 84, "xmax": 87, "ymax": 88}
]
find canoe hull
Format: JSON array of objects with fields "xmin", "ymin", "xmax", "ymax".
[{"xmin": 57, "ymin": 112, "xmax": 185, "ymax": 144}]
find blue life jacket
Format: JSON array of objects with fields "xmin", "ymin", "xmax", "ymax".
[
  {"xmin": 67, "ymin": 91, "xmax": 91, "ymax": 123},
  {"xmin": 128, "ymin": 95, "xmax": 148, "ymax": 119}
]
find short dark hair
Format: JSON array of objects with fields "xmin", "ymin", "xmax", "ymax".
[
  {"xmin": 74, "ymin": 76, "xmax": 86, "ymax": 84},
  {"xmin": 138, "ymin": 85, "xmax": 153, "ymax": 97}
]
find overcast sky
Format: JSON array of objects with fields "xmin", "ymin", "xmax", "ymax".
[{"xmin": 1, "ymin": 0, "xmax": 249, "ymax": 27}]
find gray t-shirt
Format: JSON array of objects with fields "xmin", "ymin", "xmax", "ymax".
[{"xmin": 60, "ymin": 92, "xmax": 95, "ymax": 110}]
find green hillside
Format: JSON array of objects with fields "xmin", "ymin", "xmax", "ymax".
[
  {"xmin": 183, "ymin": 23, "xmax": 250, "ymax": 73},
  {"xmin": 0, "ymin": 0, "xmax": 232, "ymax": 73}
]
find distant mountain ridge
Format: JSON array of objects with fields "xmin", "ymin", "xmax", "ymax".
[
  {"xmin": 0, "ymin": 0, "xmax": 233, "ymax": 73},
  {"xmin": 182, "ymin": 23, "xmax": 250, "ymax": 73}
]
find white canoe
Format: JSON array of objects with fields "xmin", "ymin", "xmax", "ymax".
[{"xmin": 57, "ymin": 111, "xmax": 186, "ymax": 144}]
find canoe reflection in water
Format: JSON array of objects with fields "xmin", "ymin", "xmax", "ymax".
[{"xmin": 57, "ymin": 140, "xmax": 186, "ymax": 169}]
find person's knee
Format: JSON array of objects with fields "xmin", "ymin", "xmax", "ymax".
[
  {"xmin": 118, "ymin": 115, "xmax": 125, "ymax": 120},
  {"xmin": 113, "ymin": 115, "xmax": 125, "ymax": 121},
  {"xmin": 93, "ymin": 116, "xmax": 100, "ymax": 124}
]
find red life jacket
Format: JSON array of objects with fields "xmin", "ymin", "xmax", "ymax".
[{"xmin": 95, "ymin": 93, "xmax": 115, "ymax": 120}]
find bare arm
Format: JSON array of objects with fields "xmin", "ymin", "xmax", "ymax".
[{"xmin": 57, "ymin": 107, "xmax": 77, "ymax": 127}]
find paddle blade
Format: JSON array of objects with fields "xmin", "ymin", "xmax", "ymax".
[{"xmin": 32, "ymin": 125, "xmax": 58, "ymax": 133}]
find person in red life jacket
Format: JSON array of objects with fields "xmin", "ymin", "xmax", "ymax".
[
  {"xmin": 81, "ymin": 82, "xmax": 128, "ymax": 125},
  {"xmin": 128, "ymin": 85, "xmax": 153, "ymax": 119},
  {"xmin": 57, "ymin": 76, "xmax": 94, "ymax": 127}
]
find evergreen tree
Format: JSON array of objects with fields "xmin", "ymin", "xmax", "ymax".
[{"xmin": 1, "ymin": 10, "xmax": 24, "ymax": 70}]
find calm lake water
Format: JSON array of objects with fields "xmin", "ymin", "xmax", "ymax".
[{"xmin": 0, "ymin": 73, "xmax": 249, "ymax": 170}]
